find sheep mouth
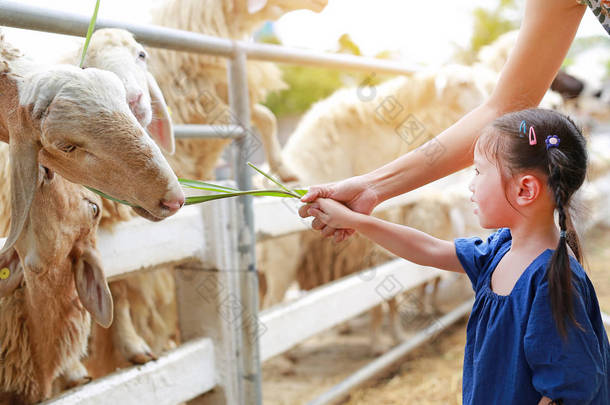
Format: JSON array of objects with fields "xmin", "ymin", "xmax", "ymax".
[{"xmin": 131, "ymin": 206, "xmax": 165, "ymax": 222}]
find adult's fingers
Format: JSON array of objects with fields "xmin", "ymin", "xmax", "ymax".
[{"xmin": 300, "ymin": 184, "xmax": 334, "ymax": 203}]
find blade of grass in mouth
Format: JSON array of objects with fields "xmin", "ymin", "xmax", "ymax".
[{"xmin": 87, "ymin": 164, "xmax": 307, "ymax": 208}]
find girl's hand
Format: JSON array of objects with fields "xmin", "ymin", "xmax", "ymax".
[
  {"xmin": 306, "ymin": 198, "xmax": 360, "ymax": 232},
  {"xmin": 298, "ymin": 176, "xmax": 379, "ymax": 242}
]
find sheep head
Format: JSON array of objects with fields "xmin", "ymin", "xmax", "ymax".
[
  {"xmin": 79, "ymin": 28, "xmax": 175, "ymax": 155},
  {"xmin": 1, "ymin": 65, "xmax": 184, "ymax": 258},
  {"xmin": 14, "ymin": 166, "xmax": 113, "ymax": 328},
  {"xmin": 434, "ymin": 64, "xmax": 492, "ymax": 113}
]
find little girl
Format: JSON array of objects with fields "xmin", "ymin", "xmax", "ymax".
[{"xmin": 305, "ymin": 108, "xmax": 610, "ymax": 404}]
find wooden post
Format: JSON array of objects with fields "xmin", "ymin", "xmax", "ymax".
[{"xmin": 176, "ymin": 196, "xmax": 248, "ymax": 405}]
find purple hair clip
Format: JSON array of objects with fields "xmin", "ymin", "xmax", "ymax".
[
  {"xmin": 529, "ymin": 126, "xmax": 537, "ymax": 146},
  {"xmin": 545, "ymin": 135, "xmax": 560, "ymax": 149}
]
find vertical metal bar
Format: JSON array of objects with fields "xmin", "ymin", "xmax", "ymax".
[{"xmin": 227, "ymin": 43, "xmax": 263, "ymax": 405}]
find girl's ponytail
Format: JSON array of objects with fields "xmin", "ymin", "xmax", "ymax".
[{"xmin": 546, "ymin": 149, "xmax": 582, "ymax": 338}]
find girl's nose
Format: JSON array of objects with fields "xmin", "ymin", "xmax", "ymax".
[{"xmin": 468, "ymin": 179, "xmax": 475, "ymax": 192}]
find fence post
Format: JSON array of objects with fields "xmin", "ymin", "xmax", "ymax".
[
  {"xmin": 227, "ymin": 43, "xmax": 263, "ymax": 405},
  {"xmin": 176, "ymin": 196, "xmax": 243, "ymax": 405}
]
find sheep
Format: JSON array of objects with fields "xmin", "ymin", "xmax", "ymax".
[
  {"xmin": 0, "ymin": 31, "xmax": 184, "ymax": 262},
  {"xmin": 0, "ymin": 143, "xmax": 112, "ymax": 404}
]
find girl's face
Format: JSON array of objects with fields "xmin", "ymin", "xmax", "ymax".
[{"xmin": 469, "ymin": 141, "xmax": 517, "ymax": 229}]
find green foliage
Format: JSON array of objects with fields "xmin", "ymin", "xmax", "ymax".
[
  {"xmin": 338, "ymin": 33, "xmax": 362, "ymax": 56},
  {"xmin": 264, "ymin": 65, "xmax": 345, "ymax": 117},
  {"xmin": 470, "ymin": 7, "xmax": 518, "ymax": 55},
  {"xmin": 263, "ymin": 32, "xmax": 394, "ymax": 117},
  {"xmin": 454, "ymin": 0, "xmax": 518, "ymax": 64}
]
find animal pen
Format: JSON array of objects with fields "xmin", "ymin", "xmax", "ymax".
[{"xmin": 3, "ymin": 1, "xmax": 598, "ymax": 404}]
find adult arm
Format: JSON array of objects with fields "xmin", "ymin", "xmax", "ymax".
[{"xmin": 300, "ymin": 0, "xmax": 586, "ymax": 240}]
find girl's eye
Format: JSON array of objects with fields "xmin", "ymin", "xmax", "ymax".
[
  {"xmin": 138, "ymin": 51, "xmax": 147, "ymax": 61},
  {"xmin": 474, "ymin": 168, "xmax": 480, "ymax": 175}
]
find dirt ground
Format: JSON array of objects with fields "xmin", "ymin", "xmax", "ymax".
[{"xmin": 262, "ymin": 226, "xmax": 610, "ymax": 405}]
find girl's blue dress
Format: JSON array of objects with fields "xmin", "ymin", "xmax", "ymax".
[{"xmin": 454, "ymin": 228, "xmax": 610, "ymax": 404}]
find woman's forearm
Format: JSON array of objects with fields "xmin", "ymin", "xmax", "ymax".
[{"xmin": 362, "ymin": 102, "xmax": 501, "ymax": 203}]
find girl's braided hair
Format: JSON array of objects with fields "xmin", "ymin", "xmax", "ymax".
[{"xmin": 478, "ymin": 108, "xmax": 588, "ymax": 338}]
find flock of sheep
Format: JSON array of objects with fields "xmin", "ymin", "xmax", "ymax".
[{"xmin": 1, "ymin": 0, "xmax": 609, "ymax": 403}]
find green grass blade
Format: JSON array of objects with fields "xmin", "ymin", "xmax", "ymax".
[
  {"xmin": 80, "ymin": 0, "xmax": 101, "ymax": 68},
  {"xmin": 184, "ymin": 189, "xmax": 301, "ymax": 205},
  {"xmin": 247, "ymin": 161, "xmax": 300, "ymax": 197},
  {"xmin": 86, "ymin": 186, "xmax": 135, "ymax": 206},
  {"xmin": 178, "ymin": 178, "xmax": 239, "ymax": 193}
]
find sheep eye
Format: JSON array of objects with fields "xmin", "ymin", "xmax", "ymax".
[
  {"xmin": 88, "ymin": 200, "xmax": 100, "ymax": 218},
  {"xmin": 60, "ymin": 144, "xmax": 77, "ymax": 153},
  {"xmin": 138, "ymin": 51, "xmax": 147, "ymax": 61}
]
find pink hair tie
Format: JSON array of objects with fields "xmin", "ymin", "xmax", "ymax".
[{"xmin": 529, "ymin": 126, "xmax": 537, "ymax": 146}]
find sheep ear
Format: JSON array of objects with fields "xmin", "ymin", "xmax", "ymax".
[
  {"xmin": 0, "ymin": 249, "xmax": 24, "ymax": 298},
  {"xmin": 0, "ymin": 138, "xmax": 40, "ymax": 260},
  {"xmin": 247, "ymin": 0, "xmax": 267, "ymax": 13},
  {"xmin": 146, "ymin": 71, "xmax": 175, "ymax": 155},
  {"xmin": 74, "ymin": 249, "xmax": 113, "ymax": 328}
]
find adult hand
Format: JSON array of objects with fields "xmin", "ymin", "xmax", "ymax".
[{"xmin": 299, "ymin": 175, "xmax": 379, "ymax": 242}]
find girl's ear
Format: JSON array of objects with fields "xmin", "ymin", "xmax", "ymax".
[{"xmin": 515, "ymin": 174, "xmax": 542, "ymax": 206}]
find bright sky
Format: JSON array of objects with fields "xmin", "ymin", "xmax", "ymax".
[{"xmin": 1, "ymin": 0, "xmax": 608, "ymax": 66}]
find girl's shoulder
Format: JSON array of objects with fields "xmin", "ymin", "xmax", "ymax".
[
  {"xmin": 454, "ymin": 228, "xmax": 512, "ymax": 290},
  {"xmin": 527, "ymin": 250, "xmax": 593, "ymax": 300}
]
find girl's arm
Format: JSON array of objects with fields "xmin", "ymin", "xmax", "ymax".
[
  {"xmin": 307, "ymin": 198, "xmax": 464, "ymax": 273},
  {"xmin": 538, "ymin": 397, "xmax": 553, "ymax": 405}
]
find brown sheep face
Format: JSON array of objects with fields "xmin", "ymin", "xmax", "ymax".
[
  {"xmin": 17, "ymin": 165, "xmax": 113, "ymax": 328},
  {"xmin": 19, "ymin": 65, "xmax": 184, "ymax": 220}
]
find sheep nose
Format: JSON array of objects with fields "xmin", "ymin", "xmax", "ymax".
[{"xmin": 160, "ymin": 192, "xmax": 185, "ymax": 212}]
